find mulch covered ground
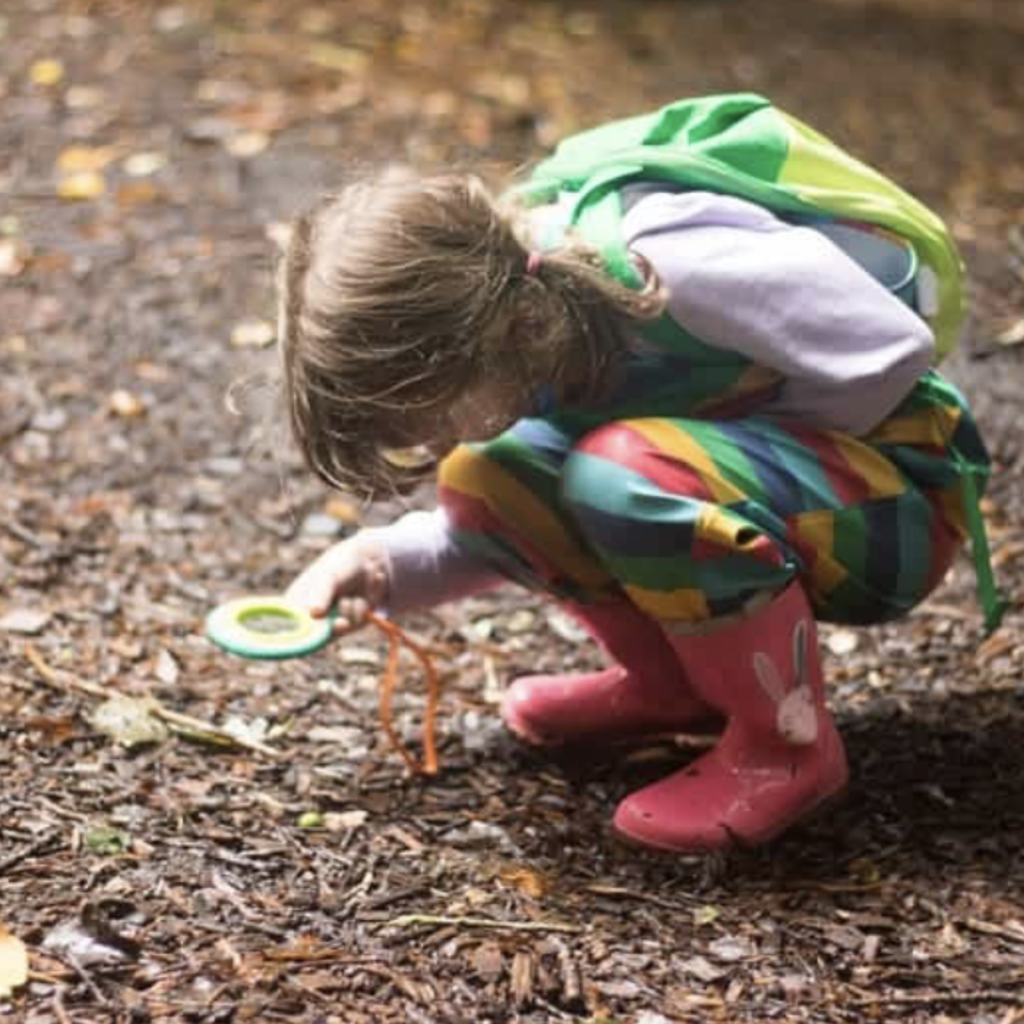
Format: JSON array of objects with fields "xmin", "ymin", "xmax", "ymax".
[{"xmin": 2, "ymin": 0, "xmax": 1024, "ymax": 1020}]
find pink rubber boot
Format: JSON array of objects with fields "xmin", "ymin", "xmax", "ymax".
[
  {"xmin": 501, "ymin": 598, "xmax": 717, "ymax": 748},
  {"xmin": 612, "ymin": 582, "xmax": 848, "ymax": 852}
]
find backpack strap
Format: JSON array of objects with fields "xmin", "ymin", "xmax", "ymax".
[{"xmin": 954, "ymin": 450, "xmax": 1009, "ymax": 634}]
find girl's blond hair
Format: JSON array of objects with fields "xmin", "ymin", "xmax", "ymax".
[{"xmin": 278, "ymin": 168, "xmax": 665, "ymax": 500}]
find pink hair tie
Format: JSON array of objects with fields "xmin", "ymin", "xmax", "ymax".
[{"xmin": 526, "ymin": 250, "xmax": 544, "ymax": 275}]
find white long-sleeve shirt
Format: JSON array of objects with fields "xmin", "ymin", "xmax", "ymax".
[
  {"xmin": 381, "ymin": 191, "xmax": 936, "ymax": 611},
  {"xmin": 622, "ymin": 191, "xmax": 934, "ymax": 435}
]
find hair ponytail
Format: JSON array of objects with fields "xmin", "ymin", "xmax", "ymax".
[{"xmin": 278, "ymin": 169, "xmax": 666, "ymax": 499}]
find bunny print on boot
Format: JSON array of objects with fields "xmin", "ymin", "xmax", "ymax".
[{"xmin": 752, "ymin": 618, "xmax": 818, "ymax": 746}]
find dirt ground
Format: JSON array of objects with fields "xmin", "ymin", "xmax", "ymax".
[{"xmin": 2, "ymin": 0, "xmax": 1024, "ymax": 1021}]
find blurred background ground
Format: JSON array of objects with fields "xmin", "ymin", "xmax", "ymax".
[{"xmin": 2, "ymin": 0, "xmax": 1024, "ymax": 1021}]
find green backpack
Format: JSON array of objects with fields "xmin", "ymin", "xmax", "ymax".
[
  {"xmin": 519, "ymin": 92, "xmax": 1005, "ymax": 632},
  {"xmin": 519, "ymin": 92, "xmax": 965, "ymax": 361}
]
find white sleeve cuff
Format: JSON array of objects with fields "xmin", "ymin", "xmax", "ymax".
[{"xmin": 372, "ymin": 507, "xmax": 505, "ymax": 615}]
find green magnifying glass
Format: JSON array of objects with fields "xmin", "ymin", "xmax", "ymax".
[{"xmin": 205, "ymin": 595, "xmax": 334, "ymax": 660}]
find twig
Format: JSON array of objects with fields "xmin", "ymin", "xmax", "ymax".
[
  {"xmin": 64, "ymin": 955, "xmax": 108, "ymax": 1007},
  {"xmin": 385, "ymin": 914, "xmax": 581, "ymax": 934},
  {"xmin": 960, "ymin": 917, "xmax": 1024, "ymax": 947},
  {"xmin": 29, "ymin": 970, "xmax": 72, "ymax": 984},
  {"xmin": 849, "ymin": 990, "xmax": 1024, "ymax": 1009},
  {"xmin": 25, "ymin": 646, "xmax": 107, "ymax": 698},
  {"xmin": 1, "ymin": 518, "xmax": 48, "ymax": 548},
  {"xmin": 0, "ymin": 833, "xmax": 62, "ymax": 877},
  {"xmin": 583, "ymin": 884, "xmax": 702, "ymax": 911},
  {"xmin": 52, "ymin": 988, "xmax": 73, "ymax": 1024},
  {"xmin": 911, "ymin": 600, "xmax": 977, "ymax": 622},
  {"xmin": 24, "ymin": 644, "xmax": 285, "ymax": 760},
  {"xmin": 153, "ymin": 705, "xmax": 285, "ymax": 759}
]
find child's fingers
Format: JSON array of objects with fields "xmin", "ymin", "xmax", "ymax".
[
  {"xmin": 286, "ymin": 543, "xmax": 360, "ymax": 615},
  {"xmin": 332, "ymin": 597, "xmax": 369, "ymax": 635},
  {"xmin": 285, "ymin": 566, "xmax": 337, "ymax": 616}
]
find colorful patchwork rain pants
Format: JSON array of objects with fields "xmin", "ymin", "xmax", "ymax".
[{"xmin": 437, "ymin": 371, "xmax": 989, "ymax": 625}]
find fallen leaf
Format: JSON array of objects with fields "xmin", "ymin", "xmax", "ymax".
[
  {"xmin": 472, "ymin": 72, "xmax": 530, "ymax": 108},
  {"xmin": 992, "ymin": 538, "xmax": 1024, "ymax": 568},
  {"xmin": 29, "ymin": 59, "xmax": 64, "ymax": 86},
  {"xmin": 65, "ymin": 84, "xmax": 106, "ymax": 109},
  {"xmin": 680, "ymin": 954, "xmax": 729, "ymax": 982},
  {"xmin": 0, "ymin": 925, "xmax": 28, "ymax": 1000},
  {"xmin": 154, "ymin": 5, "xmax": 189, "ymax": 32},
  {"xmin": 301, "ymin": 512, "xmax": 344, "ymax": 538},
  {"xmin": 826, "ymin": 629, "xmax": 859, "ymax": 655},
  {"xmin": 823, "ymin": 924, "xmax": 865, "ymax": 951},
  {"xmin": 0, "ymin": 608, "xmax": 52, "ymax": 635},
  {"xmin": 306, "ymin": 724, "xmax": 367, "ymax": 744},
  {"xmin": 225, "ymin": 131, "xmax": 270, "ymax": 159},
  {"xmin": 186, "ymin": 116, "xmax": 235, "ymax": 142},
  {"xmin": 84, "ymin": 825, "xmax": 130, "ymax": 856},
  {"xmin": 596, "ymin": 979, "xmax": 640, "ymax": 999},
  {"xmin": 226, "ymin": 93, "xmax": 291, "ymax": 133},
  {"xmin": 123, "ymin": 151, "xmax": 167, "ymax": 177},
  {"xmin": 779, "ymin": 974, "xmax": 810, "ymax": 996},
  {"xmin": 306, "ymin": 42, "xmax": 369, "ymax": 74},
  {"xmin": 298, "ymin": 8, "xmax": 336, "ymax": 34},
  {"xmin": 510, "ymin": 950, "xmax": 533, "ymax": 1004},
  {"xmin": 708, "ymin": 935, "xmax": 756, "ymax": 962},
  {"xmin": 996, "ymin": 318, "xmax": 1024, "ymax": 347},
  {"xmin": 230, "ymin": 318, "xmax": 275, "ymax": 348},
  {"xmin": 975, "ymin": 630, "xmax": 1016, "ymax": 666},
  {"xmin": 219, "ymin": 715, "xmax": 268, "ymax": 745},
  {"xmin": 109, "ymin": 389, "xmax": 146, "ymax": 417},
  {"xmin": 265, "ymin": 220, "xmax": 292, "ymax": 250},
  {"xmin": 116, "ymin": 181, "xmax": 162, "ymax": 207},
  {"xmin": 499, "ymin": 866, "xmax": 549, "ymax": 898},
  {"xmin": 335, "ymin": 647, "xmax": 380, "ymax": 666},
  {"xmin": 693, "ymin": 904, "xmax": 722, "ymax": 927},
  {"xmin": 468, "ymin": 941, "xmax": 504, "ymax": 980},
  {"xmin": 545, "ymin": 607, "xmax": 588, "ymax": 643},
  {"xmin": 380, "ymin": 445, "xmax": 434, "ymax": 469},
  {"xmin": 90, "ymin": 694, "xmax": 169, "ymax": 748},
  {"xmin": 194, "ymin": 78, "xmax": 252, "ymax": 104},
  {"xmin": 42, "ymin": 918, "xmax": 128, "ymax": 965},
  {"xmin": 505, "ymin": 609, "xmax": 535, "ymax": 634},
  {"xmin": 153, "ymin": 648, "xmax": 180, "ymax": 685},
  {"xmin": 323, "ymin": 809, "xmax": 368, "ymax": 831},
  {"xmin": 0, "ymin": 239, "xmax": 28, "ymax": 277},
  {"xmin": 56, "ymin": 146, "xmax": 119, "ymax": 174},
  {"xmin": 848, "ymin": 857, "xmax": 881, "ymax": 885},
  {"xmin": 27, "ymin": 250, "xmax": 70, "ymax": 275},
  {"xmin": 25, "ymin": 714, "xmax": 77, "ymax": 742},
  {"xmin": 324, "ymin": 496, "xmax": 361, "ymax": 525},
  {"xmin": 57, "ymin": 171, "xmax": 106, "ymax": 200},
  {"xmin": 133, "ymin": 361, "xmax": 173, "ymax": 383}
]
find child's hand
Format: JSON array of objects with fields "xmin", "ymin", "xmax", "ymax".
[{"xmin": 285, "ymin": 531, "xmax": 391, "ymax": 634}]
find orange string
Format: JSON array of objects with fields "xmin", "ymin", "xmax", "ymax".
[{"xmin": 364, "ymin": 611, "xmax": 441, "ymax": 776}]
